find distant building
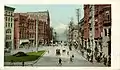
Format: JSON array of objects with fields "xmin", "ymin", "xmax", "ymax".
[
  {"xmin": 4, "ymin": 6, "xmax": 15, "ymax": 50},
  {"xmin": 78, "ymin": 18, "xmax": 84, "ymax": 49}
]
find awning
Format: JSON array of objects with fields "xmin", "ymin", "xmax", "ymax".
[{"xmin": 20, "ymin": 39, "xmax": 29, "ymax": 45}]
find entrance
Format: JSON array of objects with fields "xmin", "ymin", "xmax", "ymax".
[{"xmin": 5, "ymin": 41, "xmax": 12, "ymax": 49}]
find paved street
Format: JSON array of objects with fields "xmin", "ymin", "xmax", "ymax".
[{"xmin": 32, "ymin": 45, "xmax": 105, "ymax": 67}]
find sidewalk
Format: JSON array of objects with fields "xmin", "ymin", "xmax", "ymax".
[{"xmin": 75, "ymin": 48, "xmax": 105, "ymax": 66}]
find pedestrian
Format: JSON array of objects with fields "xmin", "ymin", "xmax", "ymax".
[
  {"xmin": 22, "ymin": 61, "xmax": 24, "ymax": 66},
  {"xmin": 108, "ymin": 55, "xmax": 111, "ymax": 66},
  {"xmin": 58, "ymin": 58, "xmax": 62, "ymax": 66},
  {"xmin": 103, "ymin": 56, "xmax": 107, "ymax": 66},
  {"xmin": 70, "ymin": 56, "xmax": 73, "ymax": 62},
  {"xmin": 72, "ymin": 54, "xmax": 74, "ymax": 58},
  {"xmin": 67, "ymin": 51, "xmax": 69, "ymax": 55}
]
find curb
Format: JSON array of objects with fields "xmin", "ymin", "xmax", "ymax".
[{"xmin": 31, "ymin": 50, "xmax": 46, "ymax": 66}]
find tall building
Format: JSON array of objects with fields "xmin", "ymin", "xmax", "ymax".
[
  {"xmin": 83, "ymin": 4, "xmax": 111, "ymax": 64},
  {"xmin": 84, "ymin": 4, "xmax": 90, "ymax": 50},
  {"xmin": 14, "ymin": 13, "xmax": 29, "ymax": 49},
  {"xmin": 94, "ymin": 4, "xmax": 111, "ymax": 57},
  {"xmin": 27, "ymin": 11, "xmax": 50, "ymax": 45},
  {"xmin": 14, "ymin": 11, "xmax": 51, "ymax": 49},
  {"xmin": 4, "ymin": 6, "xmax": 15, "ymax": 50}
]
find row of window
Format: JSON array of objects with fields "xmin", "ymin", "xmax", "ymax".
[
  {"xmin": 6, "ymin": 35, "xmax": 11, "ymax": 40},
  {"xmin": 6, "ymin": 22, "xmax": 12, "ymax": 27},
  {"xmin": 20, "ymin": 34, "xmax": 28, "ymax": 39},
  {"xmin": 5, "ymin": 11, "xmax": 14, "ymax": 16},
  {"xmin": 5, "ymin": 17, "xmax": 13, "ymax": 22},
  {"xmin": 29, "ymin": 34, "xmax": 35, "ymax": 38},
  {"xmin": 29, "ymin": 26, "xmax": 35, "ymax": 29}
]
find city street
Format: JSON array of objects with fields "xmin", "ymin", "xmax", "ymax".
[
  {"xmin": 4, "ymin": 5, "xmax": 111, "ymax": 67},
  {"xmin": 32, "ymin": 45, "xmax": 105, "ymax": 67}
]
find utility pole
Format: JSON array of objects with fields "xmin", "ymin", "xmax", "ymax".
[
  {"xmin": 76, "ymin": 8, "xmax": 80, "ymax": 49},
  {"xmin": 91, "ymin": 5, "xmax": 95, "ymax": 62},
  {"xmin": 36, "ymin": 14, "xmax": 38, "ymax": 52}
]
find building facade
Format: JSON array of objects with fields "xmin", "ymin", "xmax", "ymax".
[
  {"xmin": 14, "ymin": 11, "xmax": 51, "ymax": 49},
  {"xmin": 84, "ymin": 4, "xmax": 90, "ymax": 50},
  {"xmin": 27, "ymin": 11, "xmax": 50, "ymax": 45},
  {"xmin": 4, "ymin": 6, "xmax": 15, "ymax": 50},
  {"xmin": 83, "ymin": 4, "xmax": 111, "ymax": 65},
  {"xmin": 14, "ymin": 13, "xmax": 29, "ymax": 49}
]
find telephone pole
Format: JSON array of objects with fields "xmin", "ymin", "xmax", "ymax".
[
  {"xmin": 36, "ymin": 15, "xmax": 38, "ymax": 52},
  {"xmin": 76, "ymin": 8, "xmax": 80, "ymax": 49}
]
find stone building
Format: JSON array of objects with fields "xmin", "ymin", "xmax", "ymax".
[{"xmin": 4, "ymin": 6, "xmax": 15, "ymax": 50}]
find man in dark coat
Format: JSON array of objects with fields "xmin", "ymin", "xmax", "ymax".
[{"xmin": 58, "ymin": 58, "xmax": 62, "ymax": 65}]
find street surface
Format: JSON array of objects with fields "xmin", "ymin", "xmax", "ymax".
[{"xmin": 32, "ymin": 45, "xmax": 105, "ymax": 67}]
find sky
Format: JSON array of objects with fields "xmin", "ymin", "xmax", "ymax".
[{"xmin": 8, "ymin": 4, "xmax": 84, "ymax": 41}]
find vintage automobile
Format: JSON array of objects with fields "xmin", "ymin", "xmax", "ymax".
[{"xmin": 56, "ymin": 49, "xmax": 61, "ymax": 55}]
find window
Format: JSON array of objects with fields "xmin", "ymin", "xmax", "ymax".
[
  {"xmin": 6, "ymin": 35, "xmax": 11, "ymax": 40},
  {"xmin": 11, "ymin": 18, "xmax": 12, "ymax": 22},
  {"xmin": 8, "ymin": 17, "xmax": 10, "ymax": 21},
  {"xmin": 11, "ymin": 23, "xmax": 12, "ymax": 27},
  {"xmin": 108, "ymin": 28, "xmax": 111, "ymax": 36},
  {"xmin": 6, "ymin": 29, "xmax": 11, "ymax": 33},
  {"xmin": 104, "ymin": 29, "xmax": 107, "ymax": 36},
  {"xmin": 6, "ymin": 23, "xmax": 7, "ymax": 27},
  {"xmin": 5, "ymin": 11, "xmax": 7, "ymax": 15},
  {"xmin": 9, "ymin": 12, "xmax": 10, "ymax": 15},
  {"xmin": 11, "ymin": 12, "xmax": 13, "ymax": 16},
  {"xmin": 8, "ymin": 23, "xmax": 10, "ymax": 27},
  {"xmin": 90, "ymin": 28, "xmax": 92, "ymax": 30},
  {"xmin": 6, "ymin": 17, "xmax": 7, "ymax": 21}
]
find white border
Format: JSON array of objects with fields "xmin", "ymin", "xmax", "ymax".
[{"xmin": 1, "ymin": 0, "xmax": 120, "ymax": 70}]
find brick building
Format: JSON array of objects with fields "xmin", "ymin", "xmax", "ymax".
[
  {"xmin": 84, "ymin": 4, "xmax": 90, "ymax": 49},
  {"xmin": 83, "ymin": 4, "xmax": 111, "ymax": 64},
  {"xmin": 14, "ymin": 11, "xmax": 51, "ymax": 49},
  {"xmin": 14, "ymin": 13, "xmax": 29, "ymax": 49},
  {"xmin": 4, "ymin": 6, "xmax": 15, "ymax": 50},
  {"xmin": 27, "ymin": 11, "xmax": 51, "ymax": 45}
]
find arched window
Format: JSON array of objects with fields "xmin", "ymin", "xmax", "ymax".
[{"xmin": 6, "ymin": 29, "xmax": 11, "ymax": 33}]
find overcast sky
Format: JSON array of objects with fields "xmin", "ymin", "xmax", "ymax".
[{"xmin": 8, "ymin": 4, "xmax": 84, "ymax": 41}]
